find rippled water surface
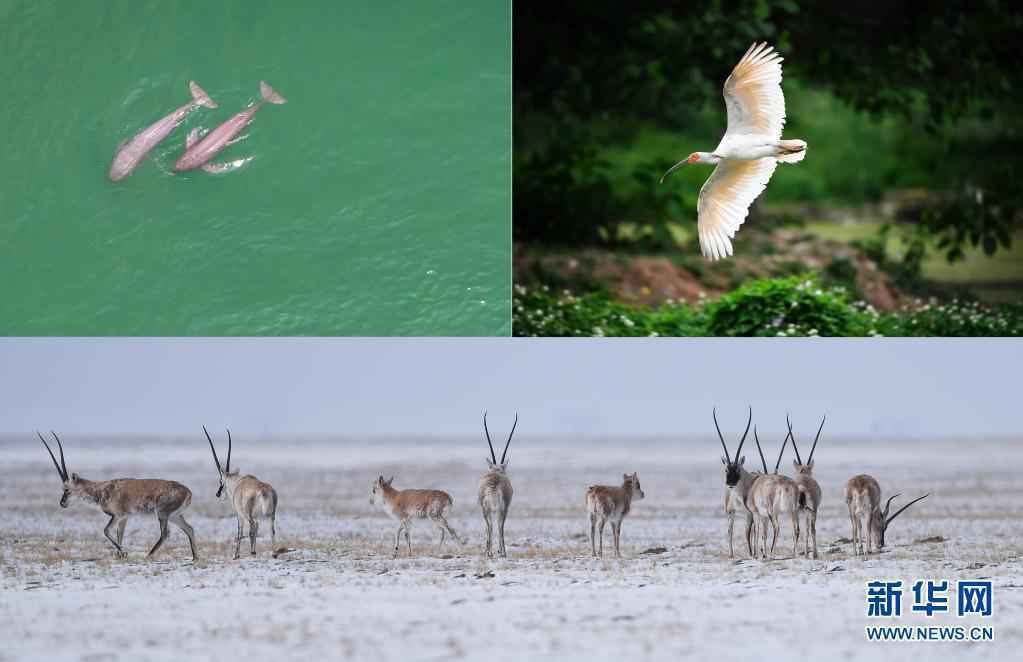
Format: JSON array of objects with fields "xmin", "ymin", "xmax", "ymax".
[{"xmin": 0, "ymin": 0, "xmax": 510, "ymax": 334}]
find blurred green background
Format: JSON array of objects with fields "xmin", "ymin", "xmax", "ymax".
[{"xmin": 514, "ymin": 1, "xmax": 1023, "ymax": 335}]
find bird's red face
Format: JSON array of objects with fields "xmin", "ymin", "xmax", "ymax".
[{"xmin": 687, "ymin": 153, "xmax": 700, "ymax": 164}]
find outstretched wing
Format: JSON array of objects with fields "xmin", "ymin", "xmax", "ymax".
[
  {"xmin": 697, "ymin": 158, "xmax": 778, "ymax": 260},
  {"xmin": 723, "ymin": 42, "xmax": 786, "ymax": 140}
]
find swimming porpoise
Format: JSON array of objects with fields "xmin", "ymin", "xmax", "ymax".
[
  {"xmin": 109, "ymin": 81, "xmax": 217, "ymax": 182},
  {"xmin": 173, "ymin": 81, "xmax": 286, "ymax": 174}
]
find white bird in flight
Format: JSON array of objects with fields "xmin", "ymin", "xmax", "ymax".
[{"xmin": 661, "ymin": 42, "xmax": 807, "ymax": 260}]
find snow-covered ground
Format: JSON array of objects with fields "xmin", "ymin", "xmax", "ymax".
[{"xmin": 1, "ymin": 435, "xmax": 1019, "ymax": 661}]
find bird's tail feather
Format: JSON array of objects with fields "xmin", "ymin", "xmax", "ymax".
[{"xmin": 776, "ymin": 139, "xmax": 807, "ymax": 164}]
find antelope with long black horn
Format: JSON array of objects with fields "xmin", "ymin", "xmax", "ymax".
[
  {"xmin": 714, "ymin": 406, "xmax": 759, "ymax": 558},
  {"xmin": 743, "ymin": 424, "xmax": 774, "ymax": 550},
  {"xmin": 38, "ymin": 431, "xmax": 198, "ymax": 561},
  {"xmin": 747, "ymin": 426, "xmax": 800, "ymax": 559},
  {"xmin": 478, "ymin": 411, "xmax": 517, "ymax": 558},
  {"xmin": 787, "ymin": 414, "xmax": 824, "ymax": 559},
  {"xmin": 845, "ymin": 475, "xmax": 929, "ymax": 555},
  {"xmin": 204, "ymin": 426, "xmax": 279, "ymax": 559}
]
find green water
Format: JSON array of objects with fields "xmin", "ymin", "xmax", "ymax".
[{"xmin": 0, "ymin": 0, "xmax": 510, "ymax": 335}]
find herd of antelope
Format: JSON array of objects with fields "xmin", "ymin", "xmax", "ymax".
[
  {"xmin": 715, "ymin": 407, "xmax": 929, "ymax": 560},
  {"xmin": 35, "ymin": 409, "xmax": 929, "ymax": 563}
]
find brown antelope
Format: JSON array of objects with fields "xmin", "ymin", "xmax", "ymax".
[
  {"xmin": 478, "ymin": 411, "xmax": 516, "ymax": 558},
  {"xmin": 714, "ymin": 407, "xmax": 759, "ymax": 558},
  {"xmin": 38, "ymin": 432, "xmax": 198, "ymax": 561},
  {"xmin": 845, "ymin": 475, "xmax": 929, "ymax": 555},
  {"xmin": 370, "ymin": 476, "xmax": 460, "ymax": 557},
  {"xmin": 204, "ymin": 427, "xmax": 278, "ymax": 559},
  {"xmin": 585, "ymin": 473, "xmax": 645, "ymax": 558},
  {"xmin": 787, "ymin": 414, "xmax": 824, "ymax": 559},
  {"xmin": 748, "ymin": 427, "xmax": 800, "ymax": 559}
]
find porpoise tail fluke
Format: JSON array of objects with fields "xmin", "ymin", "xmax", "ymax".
[
  {"xmin": 260, "ymin": 81, "xmax": 287, "ymax": 105},
  {"xmin": 189, "ymin": 81, "xmax": 218, "ymax": 109}
]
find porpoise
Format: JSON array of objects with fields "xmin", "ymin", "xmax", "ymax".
[
  {"xmin": 173, "ymin": 81, "xmax": 286, "ymax": 174},
  {"xmin": 109, "ymin": 81, "xmax": 217, "ymax": 182}
]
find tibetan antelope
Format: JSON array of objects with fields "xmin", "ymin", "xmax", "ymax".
[
  {"xmin": 204, "ymin": 427, "xmax": 279, "ymax": 559},
  {"xmin": 714, "ymin": 406, "xmax": 759, "ymax": 558},
  {"xmin": 845, "ymin": 475, "xmax": 929, "ymax": 555},
  {"xmin": 38, "ymin": 432, "xmax": 198, "ymax": 561},
  {"xmin": 370, "ymin": 476, "xmax": 460, "ymax": 557},
  {"xmin": 748, "ymin": 426, "xmax": 800, "ymax": 559},
  {"xmin": 585, "ymin": 473, "xmax": 645, "ymax": 558},
  {"xmin": 479, "ymin": 411, "xmax": 517, "ymax": 558},
  {"xmin": 787, "ymin": 414, "xmax": 824, "ymax": 559}
]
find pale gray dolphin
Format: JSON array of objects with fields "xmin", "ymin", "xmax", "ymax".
[
  {"xmin": 173, "ymin": 81, "xmax": 286, "ymax": 173},
  {"xmin": 109, "ymin": 81, "xmax": 217, "ymax": 182}
]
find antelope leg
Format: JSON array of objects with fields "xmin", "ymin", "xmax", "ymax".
[
  {"xmin": 234, "ymin": 516, "xmax": 244, "ymax": 560},
  {"xmin": 171, "ymin": 513, "xmax": 198, "ymax": 561},
  {"xmin": 497, "ymin": 509, "xmax": 508, "ymax": 558},
  {"xmin": 104, "ymin": 514, "xmax": 127, "ymax": 559},
  {"xmin": 147, "ymin": 516, "xmax": 170, "ymax": 558},
  {"xmin": 482, "ymin": 508, "xmax": 493, "ymax": 557}
]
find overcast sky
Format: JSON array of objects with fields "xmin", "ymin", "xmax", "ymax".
[{"xmin": 0, "ymin": 338, "xmax": 1017, "ymax": 439}]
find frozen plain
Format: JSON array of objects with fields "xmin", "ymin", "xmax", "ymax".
[{"xmin": 1, "ymin": 435, "xmax": 1019, "ymax": 661}]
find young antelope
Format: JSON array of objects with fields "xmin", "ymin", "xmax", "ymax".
[
  {"xmin": 585, "ymin": 473, "xmax": 645, "ymax": 558},
  {"xmin": 370, "ymin": 476, "xmax": 460, "ymax": 557}
]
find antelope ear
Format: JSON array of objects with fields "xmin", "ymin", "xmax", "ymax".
[
  {"xmin": 386, "ymin": 476, "xmax": 394, "ymax": 486},
  {"xmin": 721, "ymin": 456, "xmax": 727, "ymax": 465},
  {"xmin": 738, "ymin": 456, "xmax": 745, "ymax": 466},
  {"xmin": 71, "ymin": 472, "xmax": 80, "ymax": 482},
  {"xmin": 793, "ymin": 459, "xmax": 799, "ymax": 468},
  {"xmin": 807, "ymin": 460, "xmax": 814, "ymax": 470},
  {"xmin": 623, "ymin": 473, "xmax": 630, "ymax": 481}
]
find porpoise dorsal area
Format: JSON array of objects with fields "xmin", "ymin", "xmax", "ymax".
[
  {"xmin": 109, "ymin": 81, "xmax": 217, "ymax": 182},
  {"xmin": 173, "ymin": 81, "xmax": 286, "ymax": 174}
]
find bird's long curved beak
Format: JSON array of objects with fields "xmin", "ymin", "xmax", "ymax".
[{"xmin": 660, "ymin": 159, "xmax": 687, "ymax": 184}]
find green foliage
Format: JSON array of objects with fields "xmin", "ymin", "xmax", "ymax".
[
  {"xmin": 513, "ymin": 277, "xmax": 1023, "ymax": 337},
  {"xmin": 705, "ymin": 276, "xmax": 866, "ymax": 337},
  {"xmin": 875, "ymin": 300, "xmax": 1023, "ymax": 337},
  {"xmin": 512, "ymin": 285, "xmax": 705, "ymax": 337}
]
